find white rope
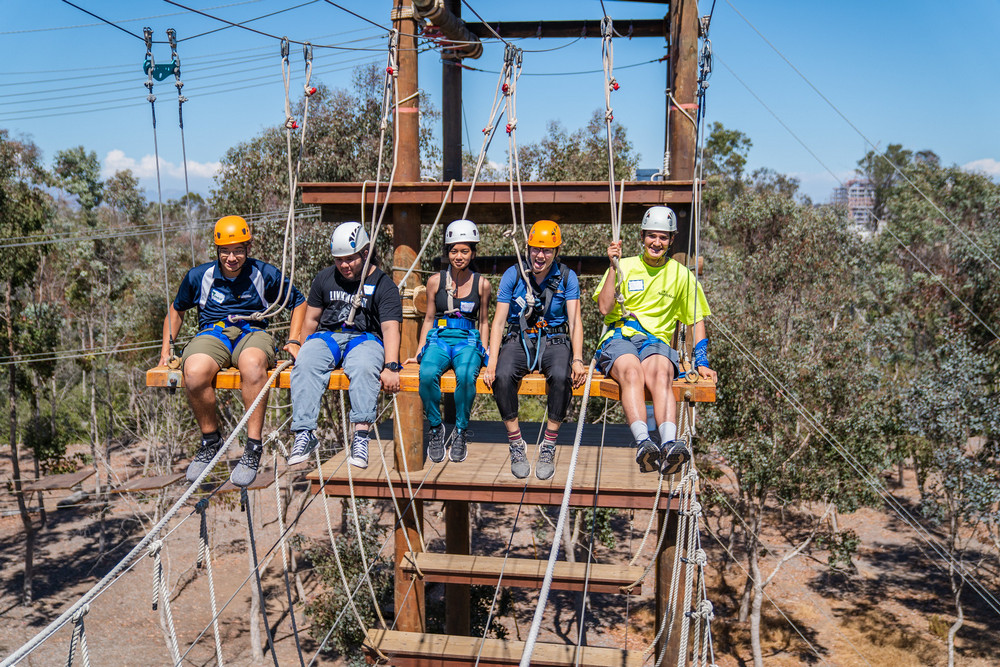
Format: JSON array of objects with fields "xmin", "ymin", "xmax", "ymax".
[
  {"xmin": 148, "ymin": 540, "xmax": 182, "ymax": 666},
  {"xmin": 347, "ymin": 30, "xmax": 399, "ymax": 328},
  {"xmin": 395, "ymin": 179, "xmax": 456, "ymax": 292},
  {"xmin": 462, "ymin": 48, "xmax": 512, "ymax": 221},
  {"xmin": 1, "ymin": 358, "xmax": 292, "ymax": 667},
  {"xmin": 518, "ymin": 356, "xmax": 601, "ymax": 667},
  {"xmin": 195, "ymin": 500, "xmax": 225, "ymax": 667},
  {"xmin": 65, "ymin": 604, "xmax": 91, "ymax": 667}
]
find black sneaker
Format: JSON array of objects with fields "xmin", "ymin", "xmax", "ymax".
[
  {"xmin": 635, "ymin": 438, "xmax": 661, "ymax": 474},
  {"xmin": 230, "ymin": 440, "xmax": 264, "ymax": 487},
  {"xmin": 509, "ymin": 439, "xmax": 530, "ymax": 479},
  {"xmin": 348, "ymin": 431, "xmax": 370, "ymax": 469},
  {"xmin": 427, "ymin": 425, "xmax": 447, "ymax": 463},
  {"xmin": 659, "ymin": 440, "xmax": 690, "ymax": 476},
  {"xmin": 449, "ymin": 429, "xmax": 468, "ymax": 463},
  {"xmin": 535, "ymin": 442, "xmax": 556, "ymax": 480},
  {"xmin": 186, "ymin": 433, "xmax": 224, "ymax": 483},
  {"xmin": 287, "ymin": 430, "xmax": 319, "ymax": 465}
]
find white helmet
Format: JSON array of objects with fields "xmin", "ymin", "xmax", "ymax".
[
  {"xmin": 445, "ymin": 219, "xmax": 480, "ymax": 245},
  {"xmin": 641, "ymin": 206, "xmax": 678, "ymax": 233},
  {"xmin": 330, "ymin": 222, "xmax": 370, "ymax": 257}
]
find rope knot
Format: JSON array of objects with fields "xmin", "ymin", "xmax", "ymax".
[
  {"xmin": 195, "ymin": 497, "xmax": 210, "ymax": 514},
  {"xmin": 72, "ymin": 604, "xmax": 90, "ymax": 623},
  {"xmin": 304, "ymin": 85, "xmax": 318, "ymax": 97},
  {"xmin": 285, "ymin": 118, "xmax": 299, "ymax": 130},
  {"xmin": 147, "ymin": 539, "xmax": 163, "ymax": 558},
  {"xmin": 502, "ymin": 82, "xmax": 509, "ymax": 94},
  {"xmin": 505, "ymin": 122, "xmax": 515, "ymax": 134},
  {"xmin": 605, "ymin": 110, "xmax": 614, "ymax": 122},
  {"xmin": 386, "ymin": 65, "xmax": 395, "ymax": 75},
  {"xmin": 693, "ymin": 548, "xmax": 707, "ymax": 567},
  {"xmin": 610, "ymin": 78, "xmax": 620, "ymax": 91}
]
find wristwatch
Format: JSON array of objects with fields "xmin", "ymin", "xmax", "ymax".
[{"xmin": 383, "ymin": 361, "xmax": 403, "ymax": 372}]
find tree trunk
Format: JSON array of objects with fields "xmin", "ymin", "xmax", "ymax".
[
  {"xmin": 748, "ymin": 533, "xmax": 765, "ymax": 667},
  {"xmin": 6, "ymin": 283, "xmax": 36, "ymax": 604}
]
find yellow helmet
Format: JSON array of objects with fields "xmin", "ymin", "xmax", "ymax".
[
  {"xmin": 527, "ymin": 219, "xmax": 561, "ymax": 248},
  {"xmin": 214, "ymin": 215, "xmax": 252, "ymax": 246}
]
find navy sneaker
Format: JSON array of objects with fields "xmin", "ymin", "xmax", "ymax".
[
  {"xmin": 659, "ymin": 440, "xmax": 690, "ymax": 476},
  {"xmin": 635, "ymin": 438, "xmax": 660, "ymax": 474},
  {"xmin": 427, "ymin": 425, "xmax": 447, "ymax": 463}
]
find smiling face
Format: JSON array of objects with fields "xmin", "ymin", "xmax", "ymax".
[
  {"xmin": 448, "ymin": 243, "xmax": 475, "ymax": 272},
  {"xmin": 641, "ymin": 231, "xmax": 674, "ymax": 263},
  {"xmin": 527, "ymin": 244, "xmax": 557, "ymax": 275},
  {"xmin": 334, "ymin": 251, "xmax": 365, "ymax": 280},
  {"xmin": 217, "ymin": 243, "xmax": 249, "ymax": 277}
]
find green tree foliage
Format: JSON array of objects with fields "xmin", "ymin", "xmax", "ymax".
[
  {"xmin": 515, "ymin": 111, "xmax": 638, "ymax": 182},
  {"xmin": 54, "ymin": 146, "xmax": 103, "ymax": 218},
  {"xmin": 702, "ymin": 121, "xmax": 752, "ymax": 213}
]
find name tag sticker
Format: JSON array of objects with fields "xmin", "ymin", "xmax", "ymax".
[
  {"xmin": 363, "ymin": 284, "xmax": 375, "ymax": 295},
  {"xmin": 459, "ymin": 301, "xmax": 475, "ymax": 313},
  {"xmin": 628, "ymin": 279, "xmax": 644, "ymax": 292},
  {"xmin": 209, "ymin": 289, "xmax": 225, "ymax": 304},
  {"xmin": 514, "ymin": 296, "xmax": 526, "ymax": 308}
]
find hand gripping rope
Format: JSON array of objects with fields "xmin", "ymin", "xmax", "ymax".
[
  {"xmin": 346, "ymin": 30, "xmax": 400, "ymax": 328},
  {"xmin": 232, "ymin": 38, "xmax": 316, "ymax": 325}
]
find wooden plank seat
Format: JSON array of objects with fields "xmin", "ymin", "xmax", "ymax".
[
  {"xmin": 108, "ymin": 472, "xmax": 185, "ymax": 494},
  {"xmin": 145, "ymin": 364, "xmax": 716, "ymax": 402},
  {"xmin": 365, "ymin": 629, "xmax": 644, "ymax": 667},
  {"xmin": 20, "ymin": 469, "xmax": 95, "ymax": 493},
  {"xmin": 216, "ymin": 469, "xmax": 276, "ymax": 494},
  {"xmin": 401, "ymin": 552, "xmax": 649, "ymax": 595}
]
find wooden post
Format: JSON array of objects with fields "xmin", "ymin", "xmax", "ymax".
[
  {"xmin": 440, "ymin": 0, "xmax": 472, "ymax": 637},
  {"xmin": 668, "ymin": 0, "xmax": 699, "ymax": 183},
  {"xmin": 656, "ymin": 508, "xmax": 687, "ymax": 665},
  {"xmin": 392, "ymin": 0, "xmax": 425, "ymax": 635}
]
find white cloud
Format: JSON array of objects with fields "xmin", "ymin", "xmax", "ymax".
[
  {"xmin": 102, "ymin": 149, "xmax": 220, "ymax": 182},
  {"xmin": 962, "ymin": 158, "xmax": 1000, "ymax": 178}
]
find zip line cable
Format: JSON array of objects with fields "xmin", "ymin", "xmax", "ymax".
[
  {"xmin": 4, "ymin": 0, "xmax": 262, "ymax": 34},
  {"xmin": 714, "ymin": 55, "xmax": 1000, "ymax": 343},
  {"xmin": 724, "ymin": 0, "xmax": 1000, "ymax": 274}
]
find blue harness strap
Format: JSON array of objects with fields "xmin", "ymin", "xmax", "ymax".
[
  {"xmin": 306, "ymin": 327, "xmax": 383, "ymax": 368},
  {"xmin": 605, "ymin": 317, "xmax": 666, "ymax": 356},
  {"xmin": 435, "ymin": 316, "xmax": 475, "ymax": 330},
  {"xmin": 419, "ymin": 327, "xmax": 487, "ymax": 365},
  {"xmin": 195, "ymin": 320, "xmax": 265, "ymax": 354}
]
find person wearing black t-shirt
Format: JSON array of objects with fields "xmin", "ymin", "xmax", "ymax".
[{"xmin": 287, "ymin": 222, "xmax": 403, "ymax": 468}]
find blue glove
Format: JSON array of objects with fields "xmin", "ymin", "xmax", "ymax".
[{"xmin": 694, "ymin": 338, "xmax": 710, "ymax": 370}]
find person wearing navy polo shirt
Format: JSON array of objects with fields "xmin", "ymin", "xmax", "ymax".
[{"xmin": 159, "ymin": 215, "xmax": 306, "ymax": 487}]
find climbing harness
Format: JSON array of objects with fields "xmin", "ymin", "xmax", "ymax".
[
  {"xmin": 417, "ymin": 270, "xmax": 487, "ymax": 363},
  {"xmin": 195, "ymin": 319, "xmax": 267, "ymax": 355},
  {"xmin": 505, "ymin": 262, "xmax": 571, "ymax": 372},
  {"xmin": 305, "ymin": 327, "xmax": 384, "ymax": 368}
]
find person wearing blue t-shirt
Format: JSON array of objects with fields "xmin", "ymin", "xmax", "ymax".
[
  {"xmin": 159, "ymin": 216, "xmax": 306, "ymax": 487},
  {"xmin": 482, "ymin": 220, "xmax": 586, "ymax": 480}
]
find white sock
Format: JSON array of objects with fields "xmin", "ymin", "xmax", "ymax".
[
  {"xmin": 630, "ymin": 421, "xmax": 649, "ymax": 443},
  {"xmin": 658, "ymin": 422, "xmax": 677, "ymax": 444}
]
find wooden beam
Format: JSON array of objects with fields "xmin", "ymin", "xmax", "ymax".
[
  {"xmin": 21, "ymin": 469, "xmax": 95, "ymax": 493},
  {"xmin": 463, "ymin": 19, "xmax": 667, "ymax": 39},
  {"xmin": 145, "ymin": 366, "xmax": 717, "ymax": 403},
  {"xmin": 365, "ymin": 629, "xmax": 645, "ymax": 666},
  {"xmin": 402, "ymin": 552, "xmax": 649, "ymax": 595},
  {"xmin": 108, "ymin": 472, "xmax": 185, "ymax": 494}
]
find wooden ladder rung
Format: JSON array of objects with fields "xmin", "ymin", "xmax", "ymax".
[
  {"xmin": 401, "ymin": 552, "xmax": 648, "ymax": 595},
  {"xmin": 145, "ymin": 365, "xmax": 716, "ymax": 402},
  {"xmin": 365, "ymin": 629, "xmax": 645, "ymax": 667}
]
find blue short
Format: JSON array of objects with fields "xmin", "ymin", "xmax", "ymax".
[{"xmin": 596, "ymin": 334, "xmax": 680, "ymax": 378}]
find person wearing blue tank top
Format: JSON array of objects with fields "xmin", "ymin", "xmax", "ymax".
[{"xmin": 406, "ymin": 219, "xmax": 492, "ymax": 463}]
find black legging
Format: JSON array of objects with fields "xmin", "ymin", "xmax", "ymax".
[{"xmin": 492, "ymin": 334, "xmax": 572, "ymax": 423}]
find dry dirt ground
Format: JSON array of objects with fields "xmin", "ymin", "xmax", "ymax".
[{"xmin": 1, "ymin": 439, "xmax": 998, "ymax": 667}]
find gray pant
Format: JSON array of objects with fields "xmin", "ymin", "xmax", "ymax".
[{"xmin": 290, "ymin": 333, "xmax": 385, "ymax": 430}]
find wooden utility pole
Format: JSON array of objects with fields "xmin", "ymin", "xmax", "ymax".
[
  {"xmin": 668, "ymin": 0, "xmax": 700, "ymax": 267},
  {"xmin": 440, "ymin": 0, "xmax": 472, "ymax": 637},
  {"xmin": 391, "ymin": 0, "xmax": 425, "ymax": 634}
]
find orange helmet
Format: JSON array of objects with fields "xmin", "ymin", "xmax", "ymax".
[
  {"xmin": 214, "ymin": 215, "xmax": 252, "ymax": 246},
  {"xmin": 527, "ymin": 219, "xmax": 561, "ymax": 248}
]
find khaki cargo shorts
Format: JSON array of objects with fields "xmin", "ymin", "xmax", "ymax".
[{"xmin": 181, "ymin": 327, "xmax": 277, "ymax": 370}]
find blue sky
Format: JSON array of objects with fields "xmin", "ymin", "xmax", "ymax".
[{"xmin": 1, "ymin": 0, "xmax": 997, "ymax": 204}]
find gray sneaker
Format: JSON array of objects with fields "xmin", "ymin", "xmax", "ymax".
[
  {"xmin": 230, "ymin": 440, "xmax": 264, "ymax": 488},
  {"xmin": 508, "ymin": 439, "xmax": 530, "ymax": 479},
  {"xmin": 449, "ymin": 429, "xmax": 468, "ymax": 463},
  {"xmin": 535, "ymin": 442, "xmax": 556, "ymax": 480},
  {"xmin": 659, "ymin": 440, "xmax": 690, "ymax": 476},
  {"xmin": 287, "ymin": 430, "xmax": 319, "ymax": 466},
  {"xmin": 635, "ymin": 438, "xmax": 661, "ymax": 474},
  {"xmin": 427, "ymin": 425, "xmax": 447, "ymax": 463},
  {"xmin": 348, "ymin": 431, "xmax": 370, "ymax": 469},
  {"xmin": 186, "ymin": 433, "xmax": 223, "ymax": 483}
]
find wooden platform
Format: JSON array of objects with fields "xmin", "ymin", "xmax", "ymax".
[
  {"xmin": 401, "ymin": 552, "xmax": 649, "ymax": 595},
  {"xmin": 308, "ymin": 435, "xmax": 677, "ymax": 511},
  {"xmin": 365, "ymin": 629, "xmax": 644, "ymax": 667},
  {"xmin": 20, "ymin": 469, "xmax": 95, "ymax": 493},
  {"xmin": 145, "ymin": 365, "xmax": 716, "ymax": 403},
  {"xmin": 108, "ymin": 472, "xmax": 185, "ymax": 494},
  {"xmin": 216, "ymin": 469, "xmax": 276, "ymax": 494}
]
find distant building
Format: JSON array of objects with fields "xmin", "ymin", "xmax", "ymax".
[{"xmin": 832, "ymin": 179, "xmax": 876, "ymax": 232}]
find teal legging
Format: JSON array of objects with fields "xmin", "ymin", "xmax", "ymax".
[{"xmin": 418, "ymin": 328, "xmax": 483, "ymax": 430}]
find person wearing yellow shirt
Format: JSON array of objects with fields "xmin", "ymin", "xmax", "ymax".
[{"xmin": 594, "ymin": 206, "xmax": 718, "ymax": 475}]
